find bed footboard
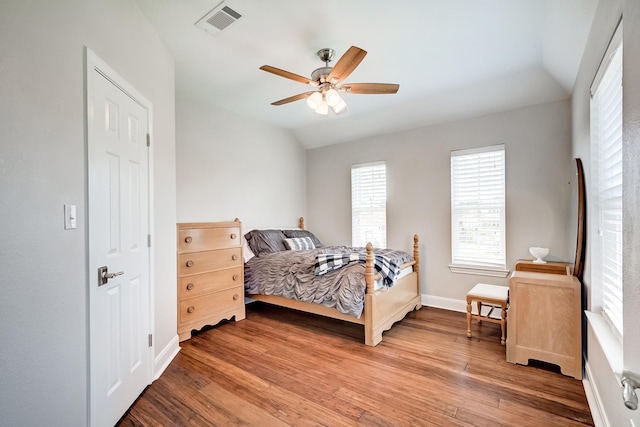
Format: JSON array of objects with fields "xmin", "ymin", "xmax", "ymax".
[{"xmin": 363, "ymin": 234, "xmax": 422, "ymax": 346}]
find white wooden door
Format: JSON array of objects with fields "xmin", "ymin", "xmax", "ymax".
[{"xmin": 87, "ymin": 51, "xmax": 151, "ymax": 427}]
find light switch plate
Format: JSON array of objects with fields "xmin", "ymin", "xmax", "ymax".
[{"xmin": 64, "ymin": 204, "xmax": 77, "ymax": 230}]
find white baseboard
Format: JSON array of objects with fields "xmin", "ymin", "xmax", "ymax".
[
  {"xmin": 583, "ymin": 361, "xmax": 608, "ymax": 427},
  {"xmin": 422, "ymin": 293, "xmax": 502, "ymax": 319},
  {"xmin": 422, "ymin": 294, "xmax": 467, "ymax": 313},
  {"xmin": 153, "ymin": 334, "xmax": 180, "ymax": 381}
]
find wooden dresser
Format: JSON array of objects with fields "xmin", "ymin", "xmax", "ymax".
[
  {"xmin": 176, "ymin": 220, "xmax": 245, "ymax": 342},
  {"xmin": 506, "ymin": 260, "xmax": 582, "ymax": 379}
]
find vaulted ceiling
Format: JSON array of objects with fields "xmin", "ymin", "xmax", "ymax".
[{"xmin": 135, "ymin": 0, "xmax": 597, "ymax": 149}]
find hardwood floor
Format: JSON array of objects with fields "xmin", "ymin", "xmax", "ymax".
[{"xmin": 118, "ymin": 303, "xmax": 593, "ymax": 426}]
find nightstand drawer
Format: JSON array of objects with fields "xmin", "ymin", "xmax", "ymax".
[
  {"xmin": 178, "ymin": 267, "xmax": 243, "ymax": 298},
  {"xmin": 178, "ymin": 226, "xmax": 240, "ymax": 253},
  {"xmin": 178, "ymin": 287, "xmax": 244, "ymax": 326},
  {"xmin": 178, "ymin": 247, "xmax": 241, "ymax": 276}
]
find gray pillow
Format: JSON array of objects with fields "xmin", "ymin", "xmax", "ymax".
[{"xmin": 244, "ymin": 229, "xmax": 287, "ymax": 256}]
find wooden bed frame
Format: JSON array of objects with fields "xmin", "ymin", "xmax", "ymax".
[{"xmin": 247, "ymin": 217, "xmax": 422, "ymax": 346}]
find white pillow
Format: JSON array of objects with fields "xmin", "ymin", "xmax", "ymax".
[
  {"xmin": 283, "ymin": 236, "xmax": 315, "ymax": 250},
  {"xmin": 243, "ymin": 238, "xmax": 255, "ymax": 262}
]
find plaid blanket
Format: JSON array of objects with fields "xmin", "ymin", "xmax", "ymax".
[{"xmin": 314, "ymin": 252, "xmax": 402, "ymax": 287}]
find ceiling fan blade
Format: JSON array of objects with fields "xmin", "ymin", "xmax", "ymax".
[
  {"xmin": 271, "ymin": 91, "xmax": 315, "ymax": 106},
  {"xmin": 340, "ymin": 83, "xmax": 400, "ymax": 94},
  {"xmin": 328, "ymin": 46, "xmax": 367, "ymax": 83},
  {"xmin": 260, "ymin": 65, "xmax": 315, "ymax": 85}
]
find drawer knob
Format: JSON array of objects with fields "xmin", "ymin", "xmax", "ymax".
[
  {"xmin": 186, "ymin": 260, "xmax": 194, "ymax": 268},
  {"xmin": 232, "ymin": 254, "xmax": 238, "ymax": 261},
  {"xmin": 230, "ymin": 233, "xmax": 237, "ymax": 239},
  {"xmin": 185, "ymin": 236, "xmax": 192, "ymax": 243},
  {"xmin": 233, "ymin": 294, "xmax": 239, "ymax": 301},
  {"xmin": 186, "ymin": 283, "xmax": 194, "ymax": 291},
  {"xmin": 187, "ymin": 306, "xmax": 195, "ymax": 313},
  {"xmin": 233, "ymin": 274, "xmax": 239, "ymax": 281}
]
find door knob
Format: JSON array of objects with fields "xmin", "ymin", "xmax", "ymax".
[{"xmin": 98, "ymin": 266, "xmax": 124, "ymax": 286}]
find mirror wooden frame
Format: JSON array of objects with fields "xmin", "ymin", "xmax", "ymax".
[{"xmin": 574, "ymin": 158, "xmax": 586, "ymax": 281}]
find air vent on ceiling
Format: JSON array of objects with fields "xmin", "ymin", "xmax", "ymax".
[{"xmin": 195, "ymin": 2, "xmax": 242, "ymax": 35}]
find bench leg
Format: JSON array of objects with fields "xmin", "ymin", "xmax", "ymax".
[
  {"xmin": 466, "ymin": 298, "xmax": 472, "ymax": 338},
  {"xmin": 500, "ymin": 304, "xmax": 507, "ymax": 345}
]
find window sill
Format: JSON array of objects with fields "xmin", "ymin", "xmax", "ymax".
[
  {"xmin": 448, "ymin": 264, "xmax": 510, "ymax": 278},
  {"xmin": 585, "ymin": 310, "xmax": 623, "ymax": 376}
]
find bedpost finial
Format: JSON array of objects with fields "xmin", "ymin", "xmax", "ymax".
[
  {"xmin": 414, "ymin": 234, "xmax": 419, "ymax": 243},
  {"xmin": 366, "ymin": 242, "xmax": 373, "ymax": 251},
  {"xmin": 299, "ymin": 217, "xmax": 305, "ymax": 230},
  {"xmin": 234, "ymin": 217, "xmax": 240, "ymax": 222}
]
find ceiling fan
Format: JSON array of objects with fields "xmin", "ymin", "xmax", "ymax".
[{"xmin": 259, "ymin": 46, "xmax": 399, "ymax": 115}]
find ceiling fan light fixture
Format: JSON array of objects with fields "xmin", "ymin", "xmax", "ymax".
[
  {"xmin": 315, "ymin": 100, "xmax": 329, "ymax": 115},
  {"xmin": 325, "ymin": 88, "xmax": 341, "ymax": 107},
  {"xmin": 306, "ymin": 91, "xmax": 323, "ymax": 110},
  {"xmin": 332, "ymin": 98, "xmax": 347, "ymax": 115}
]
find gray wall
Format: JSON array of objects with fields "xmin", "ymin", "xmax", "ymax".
[
  {"xmin": 176, "ymin": 94, "xmax": 306, "ymax": 229},
  {"xmin": 307, "ymin": 99, "xmax": 573, "ymax": 305},
  {"xmin": 0, "ymin": 1, "xmax": 176, "ymax": 425},
  {"xmin": 571, "ymin": 0, "xmax": 640, "ymax": 424}
]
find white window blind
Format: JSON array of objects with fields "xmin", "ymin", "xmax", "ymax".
[
  {"xmin": 450, "ymin": 145, "xmax": 505, "ymax": 269},
  {"xmin": 351, "ymin": 162, "xmax": 386, "ymax": 248},
  {"xmin": 590, "ymin": 27, "xmax": 623, "ymax": 337}
]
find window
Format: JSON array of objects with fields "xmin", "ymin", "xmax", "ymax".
[
  {"xmin": 590, "ymin": 24, "xmax": 623, "ymax": 338},
  {"xmin": 450, "ymin": 145, "xmax": 506, "ymax": 276},
  {"xmin": 351, "ymin": 162, "xmax": 386, "ymax": 248}
]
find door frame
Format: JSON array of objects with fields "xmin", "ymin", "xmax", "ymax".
[{"xmin": 85, "ymin": 47, "xmax": 155, "ymax": 426}]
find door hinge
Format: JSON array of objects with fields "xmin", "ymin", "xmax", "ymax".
[
  {"xmin": 146, "ymin": 133, "xmax": 150, "ymax": 147},
  {"xmin": 147, "ymin": 234, "xmax": 151, "ymax": 247},
  {"xmin": 148, "ymin": 334, "xmax": 153, "ymax": 347}
]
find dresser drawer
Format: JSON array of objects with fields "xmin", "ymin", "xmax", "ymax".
[
  {"xmin": 178, "ymin": 287, "xmax": 244, "ymax": 326},
  {"xmin": 178, "ymin": 267, "xmax": 243, "ymax": 298},
  {"xmin": 178, "ymin": 247, "xmax": 242, "ymax": 276},
  {"xmin": 178, "ymin": 226, "xmax": 240, "ymax": 253}
]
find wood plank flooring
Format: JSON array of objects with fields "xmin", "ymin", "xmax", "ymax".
[{"xmin": 118, "ymin": 303, "xmax": 593, "ymax": 426}]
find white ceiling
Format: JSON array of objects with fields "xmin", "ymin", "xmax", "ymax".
[{"xmin": 135, "ymin": 0, "xmax": 597, "ymax": 149}]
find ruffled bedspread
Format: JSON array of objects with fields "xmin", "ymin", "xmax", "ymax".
[{"xmin": 244, "ymin": 246, "xmax": 412, "ymax": 318}]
